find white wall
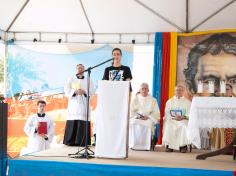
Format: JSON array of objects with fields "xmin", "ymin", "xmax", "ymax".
[{"xmin": 132, "ymin": 45, "xmax": 154, "ymax": 94}]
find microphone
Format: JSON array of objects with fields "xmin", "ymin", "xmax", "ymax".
[{"xmin": 107, "ymin": 58, "xmax": 113, "ymax": 62}]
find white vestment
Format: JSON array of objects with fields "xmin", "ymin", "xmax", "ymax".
[
  {"xmin": 21, "ymin": 114, "xmax": 54, "ymax": 155},
  {"xmin": 64, "ymin": 76, "xmax": 95, "ymax": 121},
  {"xmin": 162, "ymin": 96, "xmax": 191, "ymax": 150},
  {"xmin": 129, "ymin": 94, "xmax": 160, "ymax": 150}
]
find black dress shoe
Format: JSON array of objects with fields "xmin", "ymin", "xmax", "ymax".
[
  {"xmin": 180, "ymin": 145, "xmax": 187, "ymax": 153},
  {"xmin": 165, "ymin": 146, "xmax": 173, "ymax": 152}
]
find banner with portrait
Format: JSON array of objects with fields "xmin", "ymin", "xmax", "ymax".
[{"xmin": 177, "ymin": 32, "xmax": 236, "ymax": 98}]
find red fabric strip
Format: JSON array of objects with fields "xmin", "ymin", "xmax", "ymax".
[{"xmin": 158, "ymin": 32, "xmax": 171, "ymax": 145}]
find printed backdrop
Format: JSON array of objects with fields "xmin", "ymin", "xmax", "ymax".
[
  {"xmin": 6, "ymin": 44, "xmax": 133, "ymax": 157},
  {"xmin": 7, "ymin": 44, "xmax": 133, "ymax": 97}
]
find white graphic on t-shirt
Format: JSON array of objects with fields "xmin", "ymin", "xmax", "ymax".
[{"xmin": 109, "ymin": 70, "xmax": 124, "ymax": 81}]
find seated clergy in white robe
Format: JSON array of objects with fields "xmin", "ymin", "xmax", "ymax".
[
  {"xmin": 63, "ymin": 64, "xmax": 95, "ymax": 146},
  {"xmin": 21, "ymin": 100, "xmax": 54, "ymax": 155},
  {"xmin": 129, "ymin": 83, "xmax": 160, "ymax": 150},
  {"xmin": 162, "ymin": 85, "xmax": 191, "ymax": 153}
]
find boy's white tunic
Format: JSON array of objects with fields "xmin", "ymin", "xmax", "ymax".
[
  {"xmin": 22, "ymin": 114, "xmax": 54, "ymax": 154},
  {"xmin": 64, "ymin": 75, "xmax": 95, "ymax": 121},
  {"xmin": 129, "ymin": 94, "xmax": 160, "ymax": 150},
  {"xmin": 162, "ymin": 96, "xmax": 191, "ymax": 150}
]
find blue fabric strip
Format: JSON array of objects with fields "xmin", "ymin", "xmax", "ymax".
[
  {"xmin": 152, "ymin": 32, "xmax": 163, "ymax": 107},
  {"xmin": 0, "ymin": 158, "xmax": 7, "ymax": 176},
  {"xmin": 8, "ymin": 159, "xmax": 233, "ymax": 176}
]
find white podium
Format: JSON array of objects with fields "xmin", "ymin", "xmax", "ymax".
[{"xmin": 95, "ymin": 81, "xmax": 130, "ymax": 158}]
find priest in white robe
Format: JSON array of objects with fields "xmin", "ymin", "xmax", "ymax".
[
  {"xmin": 21, "ymin": 100, "xmax": 54, "ymax": 155},
  {"xmin": 162, "ymin": 85, "xmax": 191, "ymax": 153},
  {"xmin": 63, "ymin": 64, "xmax": 95, "ymax": 146},
  {"xmin": 129, "ymin": 83, "xmax": 160, "ymax": 150}
]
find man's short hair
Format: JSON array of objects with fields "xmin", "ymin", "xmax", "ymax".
[
  {"xmin": 183, "ymin": 33, "xmax": 236, "ymax": 93},
  {"xmin": 37, "ymin": 100, "xmax": 46, "ymax": 106},
  {"xmin": 76, "ymin": 64, "xmax": 84, "ymax": 67}
]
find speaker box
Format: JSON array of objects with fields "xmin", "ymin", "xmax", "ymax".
[
  {"xmin": 0, "ymin": 103, "xmax": 7, "ymax": 159},
  {"xmin": 0, "ymin": 103, "xmax": 8, "ymax": 176}
]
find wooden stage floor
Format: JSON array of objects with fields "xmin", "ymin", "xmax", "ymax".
[{"xmin": 16, "ymin": 145, "xmax": 236, "ymax": 171}]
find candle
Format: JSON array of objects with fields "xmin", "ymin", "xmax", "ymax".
[
  {"xmin": 197, "ymin": 80, "xmax": 203, "ymax": 93},
  {"xmin": 220, "ymin": 80, "xmax": 226, "ymax": 93},
  {"xmin": 208, "ymin": 81, "xmax": 215, "ymax": 93}
]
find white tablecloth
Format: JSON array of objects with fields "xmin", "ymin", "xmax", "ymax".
[{"xmin": 187, "ymin": 97, "xmax": 236, "ymax": 149}]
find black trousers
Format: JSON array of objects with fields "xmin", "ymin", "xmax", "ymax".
[{"xmin": 63, "ymin": 120, "xmax": 91, "ymax": 146}]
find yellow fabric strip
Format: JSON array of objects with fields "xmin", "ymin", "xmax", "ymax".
[
  {"xmin": 178, "ymin": 29, "xmax": 236, "ymax": 36},
  {"xmin": 169, "ymin": 32, "xmax": 177, "ymax": 98}
]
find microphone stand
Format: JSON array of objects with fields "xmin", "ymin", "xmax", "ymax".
[{"xmin": 69, "ymin": 58, "xmax": 113, "ymax": 159}]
